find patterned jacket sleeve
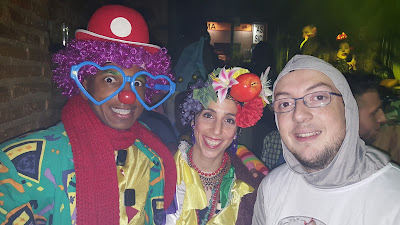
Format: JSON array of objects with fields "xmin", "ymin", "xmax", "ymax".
[{"xmin": 0, "ymin": 150, "xmax": 39, "ymax": 224}]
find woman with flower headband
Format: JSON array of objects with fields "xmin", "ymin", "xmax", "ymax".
[{"xmin": 166, "ymin": 67, "xmax": 272, "ymax": 224}]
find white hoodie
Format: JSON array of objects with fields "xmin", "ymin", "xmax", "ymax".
[{"xmin": 252, "ymin": 55, "xmax": 400, "ymax": 225}]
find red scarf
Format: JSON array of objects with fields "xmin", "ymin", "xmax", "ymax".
[{"xmin": 62, "ymin": 95, "xmax": 176, "ymax": 224}]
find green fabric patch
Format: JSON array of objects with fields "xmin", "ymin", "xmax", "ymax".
[
  {"xmin": 193, "ymin": 85, "xmax": 217, "ymax": 109},
  {"xmin": 219, "ymin": 165, "xmax": 235, "ymax": 208}
]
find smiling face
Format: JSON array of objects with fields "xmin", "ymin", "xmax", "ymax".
[
  {"xmin": 274, "ymin": 69, "xmax": 346, "ymax": 172},
  {"xmin": 192, "ymin": 99, "xmax": 238, "ymax": 162},
  {"xmin": 357, "ymin": 90, "xmax": 387, "ymax": 145},
  {"xmin": 82, "ymin": 64, "xmax": 146, "ymax": 130},
  {"xmin": 337, "ymin": 42, "xmax": 350, "ymax": 60}
]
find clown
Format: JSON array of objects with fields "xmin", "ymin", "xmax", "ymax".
[
  {"xmin": 333, "ymin": 32, "xmax": 357, "ymax": 74},
  {"xmin": 0, "ymin": 5, "xmax": 176, "ymax": 225}
]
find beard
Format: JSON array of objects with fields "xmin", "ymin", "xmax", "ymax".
[
  {"xmin": 290, "ymin": 130, "xmax": 345, "ymax": 173},
  {"xmin": 292, "ymin": 145, "xmax": 339, "ymax": 173},
  {"xmin": 361, "ymin": 134, "xmax": 375, "ymax": 146}
]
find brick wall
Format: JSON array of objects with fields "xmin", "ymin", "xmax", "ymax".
[{"xmin": 0, "ymin": 0, "xmax": 66, "ymax": 142}]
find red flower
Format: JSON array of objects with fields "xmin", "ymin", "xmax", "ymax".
[{"xmin": 236, "ymin": 96, "xmax": 264, "ymax": 128}]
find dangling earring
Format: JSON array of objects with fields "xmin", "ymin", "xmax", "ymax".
[
  {"xmin": 191, "ymin": 124, "xmax": 196, "ymax": 145},
  {"xmin": 230, "ymin": 134, "xmax": 238, "ymax": 154}
]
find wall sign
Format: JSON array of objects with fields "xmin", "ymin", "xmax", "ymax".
[
  {"xmin": 234, "ymin": 24, "xmax": 252, "ymax": 31},
  {"xmin": 207, "ymin": 22, "xmax": 231, "ymax": 31}
]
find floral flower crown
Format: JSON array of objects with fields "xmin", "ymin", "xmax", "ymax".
[
  {"xmin": 336, "ymin": 32, "xmax": 348, "ymax": 41},
  {"xmin": 180, "ymin": 67, "xmax": 272, "ymax": 128},
  {"xmin": 336, "ymin": 32, "xmax": 354, "ymax": 51}
]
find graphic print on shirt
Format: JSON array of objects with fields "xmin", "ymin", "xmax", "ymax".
[
  {"xmin": 3, "ymin": 139, "xmax": 46, "ymax": 183},
  {"xmin": 278, "ymin": 216, "xmax": 326, "ymax": 225}
]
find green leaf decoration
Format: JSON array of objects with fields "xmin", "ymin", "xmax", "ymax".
[
  {"xmin": 267, "ymin": 95, "xmax": 273, "ymax": 104},
  {"xmin": 211, "ymin": 68, "xmax": 222, "ymax": 77},
  {"xmin": 193, "ymin": 85, "xmax": 217, "ymax": 108},
  {"xmin": 385, "ymin": 99, "xmax": 400, "ymax": 122},
  {"xmin": 209, "ymin": 68, "xmax": 223, "ymax": 81}
]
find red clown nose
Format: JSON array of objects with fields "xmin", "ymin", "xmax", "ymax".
[{"xmin": 118, "ymin": 90, "xmax": 136, "ymax": 104}]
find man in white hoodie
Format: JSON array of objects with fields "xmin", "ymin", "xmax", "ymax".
[{"xmin": 252, "ymin": 55, "xmax": 400, "ymax": 225}]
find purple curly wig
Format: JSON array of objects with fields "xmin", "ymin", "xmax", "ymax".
[{"xmin": 52, "ymin": 39, "xmax": 174, "ymax": 103}]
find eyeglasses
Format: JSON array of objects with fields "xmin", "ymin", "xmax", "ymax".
[
  {"xmin": 272, "ymin": 91, "xmax": 342, "ymax": 113},
  {"xmin": 70, "ymin": 61, "xmax": 176, "ymax": 110}
]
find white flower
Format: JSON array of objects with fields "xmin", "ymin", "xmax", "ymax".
[
  {"xmin": 212, "ymin": 67, "xmax": 239, "ymax": 103},
  {"xmin": 260, "ymin": 67, "xmax": 273, "ymax": 104}
]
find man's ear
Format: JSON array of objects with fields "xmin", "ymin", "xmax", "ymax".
[
  {"xmin": 312, "ymin": 27, "xmax": 317, "ymax": 35},
  {"xmin": 80, "ymin": 79, "xmax": 89, "ymax": 100}
]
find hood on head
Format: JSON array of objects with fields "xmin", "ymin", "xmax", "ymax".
[{"xmin": 273, "ymin": 55, "xmax": 389, "ymax": 188}]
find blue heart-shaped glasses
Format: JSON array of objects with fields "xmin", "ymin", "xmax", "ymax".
[{"xmin": 70, "ymin": 61, "xmax": 176, "ymax": 110}]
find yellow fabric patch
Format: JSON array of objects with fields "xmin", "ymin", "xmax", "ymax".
[
  {"xmin": 116, "ymin": 144, "xmax": 151, "ymax": 225},
  {"xmin": 174, "ymin": 150, "xmax": 253, "ymax": 225},
  {"xmin": 0, "ymin": 206, "xmax": 7, "ymax": 214}
]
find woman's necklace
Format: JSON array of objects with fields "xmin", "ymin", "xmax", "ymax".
[
  {"xmin": 187, "ymin": 147, "xmax": 231, "ymax": 224},
  {"xmin": 187, "ymin": 147, "xmax": 230, "ymax": 190}
]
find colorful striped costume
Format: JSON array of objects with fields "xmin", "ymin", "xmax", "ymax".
[{"xmin": 236, "ymin": 145, "xmax": 269, "ymax": 176}]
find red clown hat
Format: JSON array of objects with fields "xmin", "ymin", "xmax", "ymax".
[{"xmin": 75, "ymin": 5, "xmax": 161, "ymax": 54}]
